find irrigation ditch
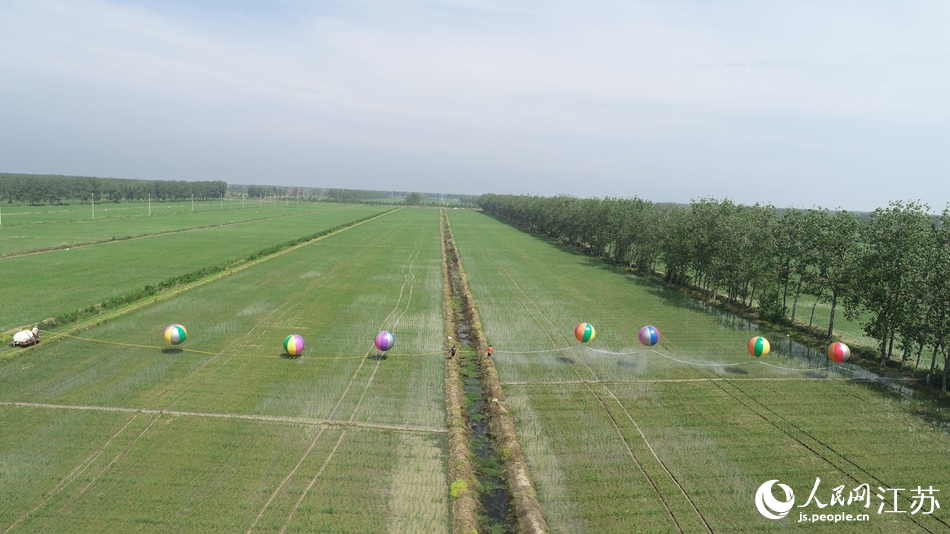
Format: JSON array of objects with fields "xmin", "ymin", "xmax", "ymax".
[{"xmin": 441, "ymin": 209, "xmax": 547, "ymax": 534}]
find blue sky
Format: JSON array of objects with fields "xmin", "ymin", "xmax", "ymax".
[{"xmin": 1, "ymin": 0, "xmax": 947, "ymax": 210}]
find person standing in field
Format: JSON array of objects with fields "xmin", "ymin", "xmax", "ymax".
[
  {"xmin": 487, "ymin": 345, "xmax": 493, "ymax": 358},
  {"xmin": 449, "ymin": 345, "xmax": 456, "ymax": 359}
]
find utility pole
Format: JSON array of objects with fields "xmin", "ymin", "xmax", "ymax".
[
  {"xmin": 92, "ymin": 193, "xmax": 95, "ymax": 219},
  {"xmin": 242, "ymin": 193, "xmax": 245, "ymax": 209},
  {"xmin": 148, "ymin": 194, "xmax": 151, "ymax": 215},
  {"xmin": 192, "ymin": 195, "xmax": 194, "ymax": 212}
]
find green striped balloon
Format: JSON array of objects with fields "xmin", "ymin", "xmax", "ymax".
[
  {"xmin": 574, "ymin": 323, "xmax": 596, "ymax": 343},
  {"xmin": 747, "ymin": 336, "xmax": 770, "ymax": 358}
]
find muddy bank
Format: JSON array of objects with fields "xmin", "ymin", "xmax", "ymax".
[
  {"xmin": 442, "ymin": 210, "xmax": 548, "ymax": 534},
  {"xmin": 441, "ymin": 211, "xmax": 479, "ymax": 534}
]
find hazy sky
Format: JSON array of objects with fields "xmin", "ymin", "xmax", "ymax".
[{"xmin": 1, "ymin": 1, "xmax": 947, "ymax": 210}]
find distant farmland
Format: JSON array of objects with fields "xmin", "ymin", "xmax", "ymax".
[{"xmin": 0, "ymin": 205, "xmax": 947, "ymax": 533}]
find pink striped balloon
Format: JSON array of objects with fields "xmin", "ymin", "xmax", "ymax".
[
  {"xmin": 375, "ymin": 331, "xmax": 395, "ymax": 352},
  {"xmin": 827, "ymin": 342, "xmax": 850, "ymax": 364}
]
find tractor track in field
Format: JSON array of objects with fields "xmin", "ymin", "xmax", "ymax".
[
  {"xmin": 1, "ymin": 273, "xmax": 303, "ymax": 534},
  {"xmin": 486, "ymin": 255, "xmax": 712, "ymax": 534},
  {"xmin": 274, "ymin": 230, "xmax": 425, "ymax": 534},
  {"xmin": 247, "ymin": 222, "xmax": 426, "ymax": 534},
  {"xmin": 0, "ymin": 206, "xmax": 354, "ymax": 260},
  {"xmin": 0, "ymin": 413, "xmax": 142, "ymax": 534},
  {"xmin": 0, "ymin": 402, "xmax": 446, "ymax": 434},
  {"xmin": 25, "ymin": 284, "xmax": 312, "ymax": 533},
  {"xmin": 689, "ymin": 366, "xmax": 949, "ymax": 533}
]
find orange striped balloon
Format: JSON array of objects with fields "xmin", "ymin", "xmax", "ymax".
[{"xmin": 574, "ymin": 323, "xmax": 595, "ymax": 343}]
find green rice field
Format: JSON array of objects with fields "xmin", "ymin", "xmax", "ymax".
[
  {"xmin": 1, "ymin": 206, "xmax": 948, "ymax": 532},
  {"xmin": 447, "ymin": 210, "xmax": 950, "ymax": 533},
  {"xmin": 0, "ymin": 204, "xmax": 387, "ymax": 332},
  {"xmin": 0, "ymin": 208, "xmax": 448, "ymax": 532}
]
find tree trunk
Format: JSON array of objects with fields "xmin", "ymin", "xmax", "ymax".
[
  {"xmin": 827, "ymin": 289, "xmax": 838, "ymax": 339},
  {"xmin": 748, "ymin": 281, "xmax": 757, "ymax": 312},
  {"xmin": 809, "ymin": 296, "xmax": 821, "ymax": 329},
  {"xmin": 887, "ymin": 331, "xmax": 895, "ymax": 359},
  {"xmin": 782, "ymin": 275, "xmax": 789, "ymax": 312},
  {"xmin": 915, "ymin": 342, "xmax": 924, "ymax": 369},
  {"xmin": 930, "ymin": 343, "xmax": 939, "ymax": 374},
  {"xmin": 880, "ymin": 339, "xmax": 888, "ymax": 367},
  {"xmin": 790, "ymin": 278, "xmax": 803, "ymax": 324},
  {"xmin": 943, "ymin": 352, "xmax": 949, "ymax": 392}
]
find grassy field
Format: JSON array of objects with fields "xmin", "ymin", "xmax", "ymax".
[
  {"xmin": 0, "ymin": 205, "xmax": 388, "ymax": 332},
  {"xmin": 0, "ymin": 200, "xmax": 344, "ymax": 256},
  {"xmin": 0, "ymin": 208, "xmax": 449, "ymax": 533},
  {"xmin": 447, "ymin": 210, "xmax": 950, "ymax": 533}
]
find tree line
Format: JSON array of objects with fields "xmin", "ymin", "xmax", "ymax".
[
  {"xmin": 0, "ymin": 174, "xmax": 227, "ymax": 204},
  {"xmin": 477, "ymin": 194, "xmax": 950, "ymax": 387}
]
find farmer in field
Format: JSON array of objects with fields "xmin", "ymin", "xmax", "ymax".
[
  {"xmin": 487, "ymin": 345, "xmax": 493, "ymax": 358},
  {"xmin": 12, "ymin": 327, "xmax": 39, "ymax": 346},
  {"xmin": 449, "ymin": 345, "xmax": 456, "ymax": 359}
]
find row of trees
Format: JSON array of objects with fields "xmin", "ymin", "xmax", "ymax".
[
  {"xmin": 0, "ymin": 174, "xmax": 227, "ymax": 204},
  {"xmin": 326, "ymin": 188, "xmax": 390, "ymax": 201},
  {"xmin": 233, "ymin": 184, "xmax": 326, "ymax": 200},
  {"xmin": 478, "ymin": 194, "xmax": 950, "ymax": 386}
]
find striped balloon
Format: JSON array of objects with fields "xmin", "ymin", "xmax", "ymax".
[
  {"xmin": 747, "ymin": 336, "xmax": 770, "ymax": 358},
  {"xmin": 163, "ymin": 324, "xmax": 187, "ymax": 346},
  {"xmin": 827, "ymin": 342, "xmax": 850, "ymax": 364},
  {"xmin": 638, "ymin": 325, "xmax": 660, "ymax": 347},
  {"xmin": 574, "ymin": 323, "xmax": 595, "ymax": 343},
  {"xmin": 284, "ymin": 334, "xmax": 306, "ymax": 356},
  {"xmin": 375, "ymin": 331, "xmax": 395, "ymax": 352}
]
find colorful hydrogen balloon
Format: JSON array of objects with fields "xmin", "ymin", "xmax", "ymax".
[
  {"xmin": 638, "ymin": 325, "xmax": 660, "ymax": 347},
  {"xmin": 574, "ymin": 323, "xmax": 596, "ymax": 343},
  {"xmin": 164, "ymin": 324, "xmax": 187, "ymax": 346},
  {"xmin": 747, "ymin": 336, "xmax": 770, "ymax": 358},
  {"xmin": 284, "ymin": 334, "xmax": 306, "ymax": 356},
  {"xmin": 375, "ymin": 331, "xmax": 395, "ymax": 352},
  {"xmin": 827, "ymin": 342, "xmax": 850, "ymax": 364}
]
